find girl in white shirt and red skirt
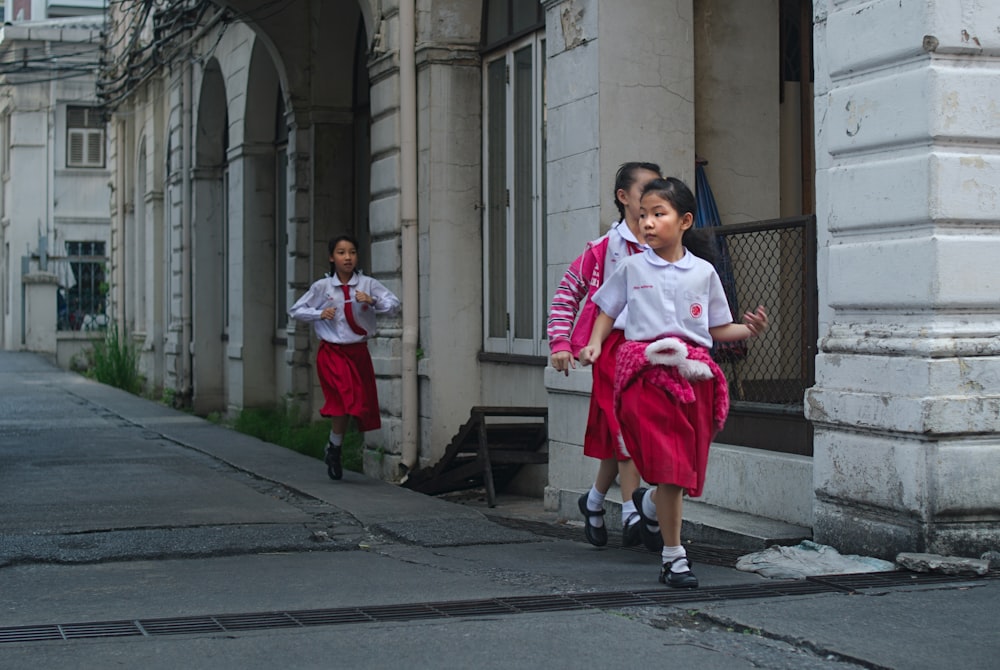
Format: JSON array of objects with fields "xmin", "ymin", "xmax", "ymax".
[
  {"xmin": 580, "ymin": 177, "xmax": 768, "ymax": 588},
  {"xmin": 289, "ymin": 235, "xmax": 400, "ymax": 480}
]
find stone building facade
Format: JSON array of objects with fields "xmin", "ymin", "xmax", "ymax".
[{"xmin": 100, "ymin": 0, "xmax": 999, "ymax": 559}]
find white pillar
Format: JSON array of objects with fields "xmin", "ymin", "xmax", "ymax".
[
  {"xmin": 22, "ymin": 271, "xmax": 58, "ymax": 354},
  {"xmin": 808, "ymin": 0, "xmax": 1000, "ymax": 558}
]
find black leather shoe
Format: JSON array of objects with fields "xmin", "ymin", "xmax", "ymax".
[
  {"xmin": 659, "ymin": 558, "xmax": 698, "ymax": 589},
  {"xmin": 622, "ymin": 517, "xmax": 642, "ymax": 547},
  {"xmin": 630, "ymin": 487, "xmax": 664, "ymax": 552},
  {"xmin": 325, "ymin": 443, "xmax": 343, "ymax": 480},
  {"xmin": 577, "ymin": 494, "xmax": 608, "ymax": 547}
]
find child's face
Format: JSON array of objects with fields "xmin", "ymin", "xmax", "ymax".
[
  {"xmin": 330, "ymin": 240, "xmax": 358, "ymax": 276},
  {"xmin": 640, "ymin": 193, "xmax": 693, "ymax": 256},
  {"xmin": 617, "ymin": 169, "xmax": 660, "ymax": 222}
]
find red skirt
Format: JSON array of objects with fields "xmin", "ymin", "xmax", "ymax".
[
  {"xmin": 583, "ymin": 329, "xmax": 628, "ymax": 461},
  {"xmin": 617, "ymin": 374, "xmax": 716, "ymax": 497},
  {"xmin": 316, "ymin": 340, "xmax": 381, "ymax": 431}
]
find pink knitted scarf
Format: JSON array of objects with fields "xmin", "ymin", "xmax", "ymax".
[{"xmin": 614, "ymin": 337, "xmax": 730, "ymax": 431}]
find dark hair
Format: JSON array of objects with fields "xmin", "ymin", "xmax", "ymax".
[
  {"xmin": 640, "ymin": 177, "xmax": 717, "ymax": 266},
  {"xmin": 328, "ymin": 234, "xmax": 361, "ymax": 276},
  {"xmin": 613, "ymin": 161, "xmax": 663, "ymax": 219}
]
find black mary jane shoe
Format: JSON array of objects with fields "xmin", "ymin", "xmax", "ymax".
[
  {"xmin": 630, "ymin": 487, "xmax": 664, "ymax": 552},
  {"xmin": 325, "ymin": 442, "xmax": 343, "ymax": 480},
  {"xmin": 577, "ymin": 494, "xmax": 608, "ymax": 547},
  {"xmin": 659, "ymin": 558, "xmax": 699, "ymax": 589},
  {"xmin": 622, "ymin": 517, "xmax": 642, "ymax": 547}
]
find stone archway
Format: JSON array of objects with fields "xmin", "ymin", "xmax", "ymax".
[{"xmin": 191, "ymin": 59, "xmax": 228, "ymax": 415}]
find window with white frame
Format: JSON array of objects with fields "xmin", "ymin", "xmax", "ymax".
[
  {"xmin": 66, "ymin": 106, "xmax": 105, "ymax": 168},
  {"xmin": 482, "ymin": 0, "xmax": 546, "ymax": 356}
]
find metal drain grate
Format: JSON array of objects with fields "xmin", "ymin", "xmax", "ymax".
[{"xmin": 1, "ymin": 571, "xmax": 993, "ymax": 645}]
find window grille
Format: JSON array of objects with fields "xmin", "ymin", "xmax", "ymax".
[{"xmin": 58, "ymin": 241, "xmax": 107, "ymax": 331}]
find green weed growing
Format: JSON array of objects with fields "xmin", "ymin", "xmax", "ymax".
[{"xmin": 232, "ymin": 406, "xmax": 363, "ymax": 473}]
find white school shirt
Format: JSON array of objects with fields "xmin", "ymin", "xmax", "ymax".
[
  {"xmin": 592, "ymin": 247, "xmax": 732, "ymax": 349},
  {"xmin": 288, "ymin": 273, "xmax": 401, "ymax": 345},
  {"xmin": 604, "ymin": 220, "xmax": 646, "ymax": 331}
]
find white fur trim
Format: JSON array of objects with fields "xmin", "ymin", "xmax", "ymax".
[
  {"xmin": 644, "ymin": 336, "xmax": 714, "ymax": 381},
  {"xmin": 644, "ymin": 337, "xmax": 688, "ymax": 366}
]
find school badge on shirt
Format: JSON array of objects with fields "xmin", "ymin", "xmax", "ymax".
[{"xmin": 690, "ymin": 303, "xmax": 703, "ymax": 318}]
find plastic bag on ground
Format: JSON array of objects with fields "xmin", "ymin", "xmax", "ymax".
[{"xmin": 736, "ymin": 540, "xmax": 897, "ymax": 578}]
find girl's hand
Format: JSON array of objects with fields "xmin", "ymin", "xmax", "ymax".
[
  {"xmin": 744, "ymin": 305, "xmax": 768, "ymax": 337},
  {"xmin": 320, "ymin": 307, "xmax": 336, "ymax": 320},
  {"xmin": 355, "ymin": 290, "xmax": 376, "ymax": 305},
  {"xmin": 551, "ymin": 351, "xmax": 576, "ymax": 375},
  {"xmin": 579, "ymin": 345, "xmax": 601, "ymax": 366}
]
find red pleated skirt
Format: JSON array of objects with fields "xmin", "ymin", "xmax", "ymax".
[
  {"xmin": 316, "ymin": 340, "xmax": 381, "ymax": 431},
  {"xmin": 583, "ymin": 329, "xmax": 628, "ymax": 460},
  {"xmin": 616, "ymin": 373, "xmax": 716, "ymax": 497}
]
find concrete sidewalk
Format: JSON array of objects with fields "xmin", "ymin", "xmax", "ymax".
[{"xmin": 0, "ymin": 351, "xmax": 996, "ymax": 669}]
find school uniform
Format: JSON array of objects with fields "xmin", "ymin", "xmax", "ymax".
[
  {"xmin": 288, "ymin": 272, "xmax": 400, "ymax": 431},
  {"xmin": 548, "ymin": 220, "xmax": 644, "ymax": 460},
  {"xmin": 592, "ymin": 248, "xmax": 732, "ymax": 495}
]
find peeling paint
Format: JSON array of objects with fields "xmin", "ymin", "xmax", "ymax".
[
  {"xmin": 559, "ymin": 2, "xmax": 585, "ymax": 51},
  {"xmin": 959, "ymin": 156, "xmax": 987, "ymax": 169}
]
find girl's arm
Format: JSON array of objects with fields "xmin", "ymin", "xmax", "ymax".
[
  {"xmin": 547, "ymin": 250, "xmax": 593, "ymax": 355},
  {"xmin": 287, "ymin": 282, "xmax": 327, "ymax": 322},
  {"xmin": 579, "ymin": 312, "xmax": 615, "ymax": 365},
  {"xmin": 359, "ymin": 278, "xmax": 401, "ymax": 315},
  {"xmin": 710, "ymin": 305, "xmax": 768, "ymax": 341}
]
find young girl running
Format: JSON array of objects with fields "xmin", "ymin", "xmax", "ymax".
[
  {"xmin": 288, "ymin": 235, "xmax": 400, "ymax": 480},
  {"xmin": 580, "ymin": 177, "xmax": 767, "ymax": 587},
  {"xmin": 548, "ymin": 161, "xmax": 662, "ymax": 548}
]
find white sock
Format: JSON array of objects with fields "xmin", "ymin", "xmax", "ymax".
[
  {"xmin": 662, "ymin": 545, "xmax": 689, "ymax": 572},
  {"xmin": 587, "ymin": 485, "xmax": 605, "ymax": 528},
  {"xmin": 621, "ymin": 500, "xmax": 638, "ymax": 526},
  {"xmin": 642, "ymin": 489, "xmax": 659, "ymax": 530},
  {"xmin": 329, "ymin": 432, "xmax": 343, "ymax": 446}
]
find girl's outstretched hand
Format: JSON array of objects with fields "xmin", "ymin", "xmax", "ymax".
[
  {"xmin": 744, "ymin": 305, "xmax": 768, "ymax": 337},
  {"xmin": 579, "ymin": 344, "xmax": 600, "ymax": 366}
]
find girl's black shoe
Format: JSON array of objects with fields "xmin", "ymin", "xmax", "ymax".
[
  {"xmin": 630, "ymin": 487, "xmax": 664, "ymax": 552},
  {"xmin": 577, "ymin": 494, "xmax": 608, "ymax": 546},
  {"xmin": 325, "ymin": 442, "xmax": 343, "ymax": 480},
  {"xmin": 659, "ymin": 558, "xmax": 698, "ymax": 589}
]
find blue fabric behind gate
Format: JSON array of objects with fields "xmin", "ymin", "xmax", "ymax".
[{"xmin": 694, "ymin": 163, "xmax": 747, "ymax": 362}]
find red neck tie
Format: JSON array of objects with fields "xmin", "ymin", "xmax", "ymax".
[
  {"xmin": 340, "ymin": 284, "xmax": 367, "ymax": 336},
  {"xmin": 626, "ymin": 240, "xmax": 642, "ymax": 255}
]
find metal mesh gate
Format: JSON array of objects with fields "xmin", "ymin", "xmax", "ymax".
[{"xmin": 711, "ymin": 215, "xmax": 817, "ymax": 455}]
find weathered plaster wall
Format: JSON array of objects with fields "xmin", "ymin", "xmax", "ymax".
[{"xmin": 809, "ymin": 0, "xmax": 1000, "ymax": 558}]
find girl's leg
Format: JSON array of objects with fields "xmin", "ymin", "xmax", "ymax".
[
  {"xmin": 655, "ymin": 483, "xmax": 683, "ymax": 547},
  {"xmin": 578, "ymin": 457, "xmax": 617, "ymax": 547},
  {"xmin": 656, "ymin": 483, "xmax": 697, "ymax": 588},
  {"xmin": 594, "ymin": 457, "xmax": 618, "ymax": 494},
  {"xmin": 325, "ymin": 415, "xmax": 349, "ymax": 480},
  {"xmin": 587, "ymin": 457, "xmax": 619, "ymax": 527},
  {"xmin": 618, "ymin": 459, "xmax": 643, "ymax": 545}
]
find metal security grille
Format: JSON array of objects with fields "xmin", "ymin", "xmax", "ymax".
[
  {"xmin": 0, "ymin": 571, "xmax": 989, "ymax": 645},
  {"xmin": 58, "ymin": 241, "xmax": 108, "ymax": 331},
  {"xmin": 711, "ymin": 215, "xmax": 817, "ymax": 455}
]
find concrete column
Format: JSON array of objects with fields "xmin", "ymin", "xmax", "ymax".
[
  {"xmin": 22, "ymin": 271, "xmax": 58, "ymax": 354},
  {"xmin": 284, "ymin": 120, "xmax": 315, "ymax": 416},
  {"xmin": 807, "ymin": 1, "xmax": 1000, "ymax": 558},
  {"xmin": 227, "ymin": 141, "xmax": 277, "ymax": 410}
]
